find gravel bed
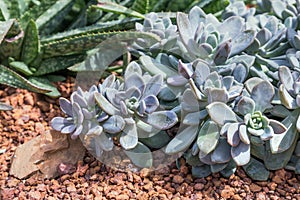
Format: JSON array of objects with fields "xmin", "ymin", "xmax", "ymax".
[{"xmin": 0, "ymin": 78, "xmax": 299, "ymax": 200}]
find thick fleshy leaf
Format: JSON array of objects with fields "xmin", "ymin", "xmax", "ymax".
[
  {"xmin": 139, "ymin": 55, "xmax": 177, "ymax": 79},
  {"xmin": 251, "ymin": 80, "xmax": 274, "ymax": 112},
  {"xmin": 124, "ymin": 61, "xmax": 142, "ymax": 79},
  {"xmin": 214, "ymin": 41, "xmax": 231, "ymax": 65},
  {"xmin": 247, "ymin": 127, "xmax": 264, "ymax": 136},
  {"xmin": 124, "ymin": 142, "xmax": 152, "ymax": 168},
  {"xmin": 235, "ymin": 96, "xmax": 255, "ymax": 116},
  {"xmin": 211, "ymin": 163, "xmax": 228, "ymax": 173},
  {"xmin": 230, "ymin": 30, "xmax": 255, "ymax": 56},
  {"xmin": 231, "ymin": 142, "xmax": 250, "ymax": 166},
  {"xmin": 183, "ymin": 110, "xmax": 207, "ymax": 125},
  {"xmin": 244, "ymin": 77, "xmax": 264, "ymax": 93},
  {"xmin": 97, "ymin": 132, "xmax": 114, "ymax": 151},
  {"xmin": 211, "ymin": 138, "xmax": 231, "ymax": 163},
  {"xmin": 207, "ymin": 88, "xmax": 229, "ymax": 104},
  {"xmin": 194, "ymin": 60, "xmax": 210, "ymax": 85},
  {"xmin": 71, "ymin": 92, "xmax": 88, "ymax": 108},
  {"xmin": 158, "ymin": 87, "xmax": 177, "ymax": 101},
  {"xmin": 51, "ymin": 117, "xmax": 73, "ymax": 131},
  {"xmin": 165, "ymin": 125, "xmax": 199, "ymax": 154},
  {"xmin": 103, "ymin": 115, "xmax": 125, "ymax": 134},
  {"xmin": 146, "ymin": 111, "xmax": 178, "ymax": 130},
  {"xmin": 206, "ymin": 102, "xmax": 237, "ymax": 126},
  {"xmin": 233, "ymin": 63, "xmax": 248, "ymax": 83},
  {"xmin": 72, "ymin": 125, "xmax": 83, "ymax": 139},
  {"xmin": 143, "ymin": 95, "xmax": 159, "ymax": 113},
  {"xmin": 61, "ymin": 124, "xmax": 76, "ymax": 134},
  {"xmin": 167, "ymin": 75, "xmax": 188, "ymax": 86},
  {"xmin": 242, "ymin": 158, "xmax": 270, "ymax": 181},
  {"xmin": 279, "ymin": 84, "xmax": 297, "ymax": 109},
  {"xmin": 125, "ymin": 73, "xmax": 145, "ymax": 92},
  {"xmin": 192, "ymin": 165, "xmax": 211, "ymax": 178},
  {"xmin": 269, "ymin": 119, "xmax": 287, "ymax": 134},
  {"xmin": 139, "ymin": 131, "xmax": 171, "ymax": 149},
  {"xmin": 95, "ymin": 92, "xmax": 120, "ymax": 115},
  {"xmin": 227, "ymin": 123, "xmax": 241, "ymax": 147},
  {"xmin": 181, "ymin": 89, "xmax": 201, "ymax": 112},
  {"xmin": 278, "ymin": 66, "xmax": 294, "ymax": 93},
  {"xmin": 220, "ymin": 159, "xmax": 237, "ymax": 178},
  {"xmin": 72, "ymin": 103, "xmax": 84, "ymax": 124},
  {"xmin": 239, "ymin": 125, "xmax": 250, "ymax": 145},
  {"xmin": 142, "ymin": 74, "xmax": 163, "ymax": 97},
  {"xmin": 120, "ymin": 123, "xmax": 138, "ymax": 150},
  {"xmin": 197, "ymin": 120, "xmax": 220, "ymax": 155},
  {"xmin": 217, "ymin": 16, "xmax": 243, "ymax": 41},
  {"xmin": 59, "ymin": 97, "xmax": 73, "ymax": 116},
  {"xmin": 178, "ymin": 60, "xmax": 193, "ymax": 79},
  {"xmin": 260, "ymin": 126, "xmax": 274, "ymax": 140}
]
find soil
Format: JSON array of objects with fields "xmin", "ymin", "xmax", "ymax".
[{"xmin": 0, "ymin": 77, "xmax": 300, "ymax": 200}]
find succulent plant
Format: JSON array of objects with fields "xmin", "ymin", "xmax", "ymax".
[{"xmin": 50, "ymin": 1, "xmax": 300, "ymax": 180}]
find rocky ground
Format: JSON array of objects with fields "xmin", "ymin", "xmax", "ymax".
[{"xmin": 0, "ymin": 77, "xmax": 300, "ymax": 200}]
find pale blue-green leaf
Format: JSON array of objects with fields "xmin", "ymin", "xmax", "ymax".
[
  {"xmin": 206, "ymin": 102, "xmax": 237, "ymax": 126},
  {"xmin": 227, "ymin": 123, "xmax": 240, "ymax": 147},
  {"xmin": 230, "ymin": 30, "xmax": 255, "ymax": 56},
  {"xmin": 233, "ymin": 63, "xmax": 248, "ymax": 83},
  {"xmin": 239, "ymin": 124, "xmax": 250, "ymax": 145},
  {"xmin": 125, "ymin": 73, "xmax": 144, "ymax": 92},
  {"xmin": 124, "ymin": 142, "xmax": 152, "ymax": 168},
  {"xmin": 207, "ymin": 88, "xmax": 229, "ymax": 104},
  {"xmin": 242, "ymin": 158, "xmax": 270, "ymax": 181},
  {"xmin": 165, "ymin": 125, "xmax": 199, "ymax": 154},
  {"xmin": 183, "ymin": 110, "xmax": 207, "ymax": 125},
  {"xmin": 235, "ymin": 96, "xmax": 255, "ymax": 116},
  {"xmin": 146, "ymin": 111, "xmax": 178, "ymax": 130},
  {"xmin": 217, "ymin": 16, "xmax": 243, "ymax": 41},
  {"xmin": 197, "ymin": 120, "xmax": 220, "ymax": 155},
  {"xmin": 231, "ymin": 142, "xmax": 250, "ymax": 166},
  {"xmin": 192, "ymin": 165, "xmax": 211, "ymax": 178},
  {"xmin": 140, "ymin": 55, "xmax": 177, "ymax": 79},
  {"xmin": 220, "ymin": 160, "xmax": 236, "ymax": 178},
  {"xmin": 279, "ymin": 84, "xmax": 297, "ymax": 109},
  {"xmin": 94, "ymin": 92, "xmax": 120, "ymax": 116},
  {"xmin": 167, "ymin": 75, "xmax": 188, "ymax": 87},
  {"xmin": 142, "ymin": 74, "xmax": 163, "ymax": 97},
  {"xmin": 59, "ymin": 97, "xmax": 72, "ymax": 116},
  {"xmin": 120, "ymin": 123, "xmax": 138, "ymax": 150},
  {"xmin": 144, "ymin": 95, "xmax": 159, "ymax": 113},
  {"xmin": 103, "ymin": 115, "xmax": 125, "ymax": 134},
  {"xmin": 211, "ymin": 138, "xmax": 231, "ymax": 163},
  {"xmin": 260, "ymin": 126, "xmax": 274, "ymax": 141},
  {"xmin": 279, "ymin": 66, "xmax": 294, "ymax": 93},
  {"xmin": 251, "ymin": 81, "xmax": 274, "ymax": 112},
  {"xmin": 244, "ymin": 77, "xmax": 264, "ymax": 93},
  {"xmin": 211, "ymin": 163, "xmax": 228, "ymax": 173},
  {"xmin": 269, "ymin": 119, "xmax": 287, "ymax": 134},
  {"xmin": 248, "ymin": 127, "xmax": 265, "ymax": 136},
  {"xmin": 139, "ymin": 131, "xmax": 171, "ymax": 149}
]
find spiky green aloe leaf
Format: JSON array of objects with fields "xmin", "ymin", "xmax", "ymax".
[
  {"xmin": 9, "ymin": 61, "xmax": 33, "ymax": 76},
  {"xmin": 0, "ymin": 65, "xmax": 49, "ymax": 94},
  {"xmin": 34, "ymin": 54, "xmax": 86, "ymax": 76},
  {"xmin": 35, "ymin": 0, "xmax": 75, "ymax": 35},
  {"xmin": 0, "ymin": 19, "xmax": 14, "ymax": 45},
  {"xmin": 0, "ymin": 0, "xmax": 9, "ymax": 20},
  {"xmin": 28, "ymin": 76, "xmax": 60, "ymax": 97},
  {"xmin": 21, "ymin": 19, "xmax": 40, "ymax": 65},
  {"xmin": 93, "ymin": 2, "xmax": 145, "ymax": 19},
  {"xmin": 131, "ymin": 0, "xmax": 150, "ymax": 14}
]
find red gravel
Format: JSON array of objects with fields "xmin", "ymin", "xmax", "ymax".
[{"xmin": 0, "ymin": 78, "xmax": 300, "ymax": 199}]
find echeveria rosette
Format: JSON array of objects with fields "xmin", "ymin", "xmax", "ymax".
[
  {"xmin": 95, "ymin": 62, "xmax": 178, "ymax": 151},
  {"xmin": 177, "ymin": 6, "xmax": 256, "ymax": 63},
  {"xmin": 278, "ymin": 66, "xmax": 300, "ymax": 131}
]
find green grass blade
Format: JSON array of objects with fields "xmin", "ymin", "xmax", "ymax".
[{"xmin": 93, "ymin": 1, "xmax": 145, "ymax": 19}]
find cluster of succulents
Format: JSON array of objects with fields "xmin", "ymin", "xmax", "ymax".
[{"xmin": 52, "ymin": 0, "xmax": 300, "ymax": 180}]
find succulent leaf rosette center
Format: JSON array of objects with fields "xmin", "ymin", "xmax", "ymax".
[
  {"xmin": 247, "ymin": 111, "xmax": 268, "ymax": 130},
  {"xmin": 125, "ymin": 97, "xmax": 139, "ymax": 113}
]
